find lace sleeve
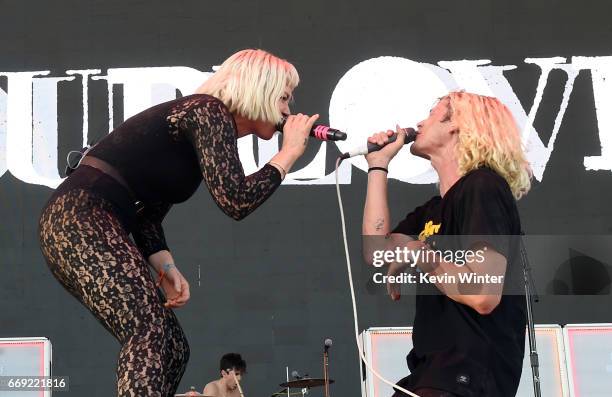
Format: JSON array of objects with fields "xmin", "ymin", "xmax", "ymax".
[
  {"xmin": 132, "ymin": 201, "xmax": 172, "ymax": 258},
  {"xmin": 180, "ymin": 99, "xmax": 282, "ymax": 221}
]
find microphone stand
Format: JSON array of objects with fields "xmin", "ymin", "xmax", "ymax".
[
  {"xmin": 323, "ymin": 347, "xmax": 330, "ymax": 397},
  {"xmin": 520, "ymin": 234, "xmax": 541, "ymax": 397}
]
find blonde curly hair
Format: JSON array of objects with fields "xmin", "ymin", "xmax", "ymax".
[
  {"xmin": 444, "ymin": 91, "xmax": 532, "ymax": 199},
  {"xmin": 196, "ymin": 49, "xmax": 299, "ymax": 124}
]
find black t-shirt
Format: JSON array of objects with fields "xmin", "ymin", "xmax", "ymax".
[{"xmin": 392, "ymin": 167, "xmax": 526, "ymax": 397}]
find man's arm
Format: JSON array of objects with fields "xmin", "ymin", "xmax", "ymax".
[
  {"xmin": 362, "ymin": 127, "xmax": 408, "ymax": 265},
  {"xmin": 382, "ymin": 238, "xmax": 506, "ymax": 313},
  {"xmin": 362, "ymin": 168, "xmax": 413, "ymax": 266},
  {"xmin": 416, "ymin": 242, "xmax": 506, "ymax": 314},
  {"xmin": 362, "ymin": 168, "xmax": 391, "ymax": 236}
]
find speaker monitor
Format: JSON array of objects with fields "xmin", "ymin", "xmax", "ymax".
[
  {"xmin": 563, "ymin": 323, "xmax": 612, "ymax": 397},
  {"xmin": 361, "ymin": 325, "xmax": 570, "ymax": 397}
]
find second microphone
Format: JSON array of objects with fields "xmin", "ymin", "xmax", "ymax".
[{"xmin": 339, "ymin": 127, "xmax": 417, "ymax": 160}]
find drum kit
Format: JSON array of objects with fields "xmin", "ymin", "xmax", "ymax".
[
  {"xmin": 176, "ymin": 339, "xmax": 335, "ymax": 397},
  {"xmin": 270, "ymin": 376, "xmax": 335, "ymax": 396},
  {"xmin": 175, "ymin": 377, "xmax": 335, "ymax": 397}
]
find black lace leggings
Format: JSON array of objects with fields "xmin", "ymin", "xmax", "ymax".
[{"xmin": 38, "ymin": 187, "xmax": 189, "ymax": 397}]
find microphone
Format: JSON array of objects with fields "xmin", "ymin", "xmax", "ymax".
[
  {"xmin": 324, "ymin": 338, "xmax": 333, "ymax": 352},
  {"xmin": 276, "ymin": 118, "xmax": 347, "ymax": 141},
  {"xmin": 339, "ymin": 127, "xmax": 417, "ymax": 160}
]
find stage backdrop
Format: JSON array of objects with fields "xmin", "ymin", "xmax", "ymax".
[{"xmin": 1, "ymin": 1, "xmax": 612, "ymax": 395}]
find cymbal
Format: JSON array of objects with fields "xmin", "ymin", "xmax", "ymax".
[
  {"xmin": 279, "ymin": 378, "xmax": 335, "ymax": 388},
  {"xmin": 271, "ymin": 389, "xmax": 303, "ymax": 396}
]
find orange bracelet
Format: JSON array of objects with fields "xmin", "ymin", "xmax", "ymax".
[{"xmin": 156, "ymin": 270, "xmax": 166, "ymax": 288}]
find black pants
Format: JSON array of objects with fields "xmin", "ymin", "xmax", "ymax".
[{"xmin": 39, "ymin": 169, "xmax": 189, "ymax": 397}]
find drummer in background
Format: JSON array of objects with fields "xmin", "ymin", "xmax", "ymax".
[{"xmin": 203, "ymin": 353, "xmax": 246, "ymax": 397}]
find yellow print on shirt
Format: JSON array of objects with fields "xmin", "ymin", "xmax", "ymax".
[{"xmin": 418, "ymin": 220, "xmax": 441, "ymax": 241}]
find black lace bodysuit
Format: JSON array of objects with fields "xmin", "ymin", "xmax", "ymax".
[
  {"xmin": 74, "ymin": 94, "xmax": 280, "ymax": 256},
  {"xmin": 37, "ymin": 94, "xmax": 281, "ymax": 396}
]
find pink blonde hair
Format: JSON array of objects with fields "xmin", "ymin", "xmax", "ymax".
[
  {"xmin": 445, "ymin": 91, "xmax": 532, "ymax": 199},
  {"xmin": 196, "ymin": 49, "xmax": 299, "ymax": 124}
]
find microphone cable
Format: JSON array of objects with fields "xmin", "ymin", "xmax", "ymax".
[{"xmin": 334, "ymin": 156, "xmax": 420, "ymax": 397}]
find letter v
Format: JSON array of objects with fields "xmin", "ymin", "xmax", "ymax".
[{"xmin": 438, "ymin": 58, "xmax": 579, "ymax": 181}]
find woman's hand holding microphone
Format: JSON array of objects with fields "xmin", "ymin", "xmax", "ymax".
[{"xmin": 268, "ymin": 113, "xmax": 319, "ymax": 179}]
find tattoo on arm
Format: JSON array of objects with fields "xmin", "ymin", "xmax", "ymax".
[
  {"xmin": 375, "ymin": 218, "xmax": 385, "ymax": 231},
  {"xmin": 303, "ymin": 137, "xmax": 308, "ymax": 146}
]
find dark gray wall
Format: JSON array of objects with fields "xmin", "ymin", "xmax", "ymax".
[{"xmin": 1, "ymin": 1, "xmax": 612, "ymax": 396}]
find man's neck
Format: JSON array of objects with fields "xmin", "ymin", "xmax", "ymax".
[{"xmin": 430, "ymin": 151, "xmax": 461, "ymax": 198}]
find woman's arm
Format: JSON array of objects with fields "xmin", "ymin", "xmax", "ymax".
[
  {"xmin": 147, "ymin": 250, "xmax": 190, "ymax": 309},
  {"xmin": 132, "ymin": 201, "xmax": 172, "ymax": 258},
  {"xmin": 181, "ymin": 100, "xmax": 313, "ymax": 220},
  {"xmin": 131, "ymin": 202, "xmax": 190, "ymax": 308}
]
